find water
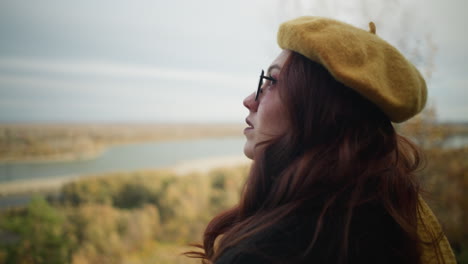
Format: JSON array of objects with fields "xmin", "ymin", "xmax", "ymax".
[
  {"xmin": 442, "ymin": 135, "xmax": 468, "ymax": 149},
  {"xmin": 1, "ymin": 134, "xmax": 467, "ymax": 184},
  {"xmin": 0, "ymin": 134, "xmax": 467, "ymax": 208},
  {"xmin": 0, "ymin": 137, "xmax": 245, "ymax": 183}
]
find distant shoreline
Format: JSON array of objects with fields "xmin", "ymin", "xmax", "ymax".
[
  {"xmin": 0, "ymin": 123, "xmax": 245, "ymax": 164},
  {"xmin": 0, "ymin": 147, "xmax": 105, "ymax": 165},
  {"xmin": 0, "ymin": 136, "xmax": 245, "ymax": 164},
  {"xmin": 0, "ymin": 155, "xmax": 251, "ymax": 197}
]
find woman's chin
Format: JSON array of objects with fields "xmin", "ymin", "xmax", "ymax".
[{"xmin": 243, "ymin": 143, "xmax": 254, "ymax": 160}]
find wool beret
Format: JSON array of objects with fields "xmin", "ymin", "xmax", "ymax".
[{"xmin": 277, "ymin": 16, "xmax": 427, "ymax": 123}]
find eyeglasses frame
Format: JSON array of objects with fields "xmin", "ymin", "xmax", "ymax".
[{"xmin": 256, "ymin": 69, "xmax": 277, "ymax": 101}]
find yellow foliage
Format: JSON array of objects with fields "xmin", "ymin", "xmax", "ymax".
[{"xmin": 42, "ymin": 165, "xmax": 248, "ymax": 263}]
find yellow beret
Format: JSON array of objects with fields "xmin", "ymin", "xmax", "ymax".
[{"xmin": 277, "ymin": 16, "xmax": 427, "ymax": 123}]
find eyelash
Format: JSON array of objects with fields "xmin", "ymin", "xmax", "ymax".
[
  {"xmin": 258, "ymin": 75, "xmax": 277, "ymax": 98},
  {"xmin": 265, "ymin": 75, "xmax": 277, "ymax": 86}
]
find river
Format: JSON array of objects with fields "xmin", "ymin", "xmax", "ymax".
[
  {"xmin": 1, "ymin": 135, "xmax": 468, "ymax": 184},
  {"xmin": 0, "ymin": 135, "xmax": 467, "ymax": 208},
  {"xmin": 0, "ymin": 137, "xmax": 246, "ymax": 184},
  {"xmin": 0, "ymin": 137, "xmax": 247, "ymax": 208}
]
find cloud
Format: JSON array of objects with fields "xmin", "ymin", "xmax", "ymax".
[
  {"xmin": 0, "ymin": 57, "xmax": 254, "ymax": 86},
  {"xmin": 1, "ymin": 0, "xmax": 467, "ymax": 123},
  {"xmin": 0, "ymin": 57, "xmax": 253, "ymax": 122}
]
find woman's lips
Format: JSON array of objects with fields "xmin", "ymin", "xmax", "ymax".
[
  {"xmin": 244, "ymin": 118, "xmax": 254, "ymax": 134},
  {"xmin": 245, "ymin": 118, "xmax": 254, "ymax": 128}
]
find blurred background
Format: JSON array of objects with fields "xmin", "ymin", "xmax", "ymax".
[{"xmin": 0, "ymin": 0, "xmax": 467, "ymax": 263}]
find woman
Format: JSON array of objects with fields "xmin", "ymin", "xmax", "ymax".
[{"xmin": 187, "ymin": 17, "xmax": 455, "ymax": 264}]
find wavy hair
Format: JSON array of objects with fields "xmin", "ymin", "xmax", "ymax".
[{"xmin": 187, "ymin": 51, "xmax": 427, "ymax": 263}]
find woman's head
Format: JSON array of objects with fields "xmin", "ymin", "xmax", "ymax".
[
  {"xmin": 243, "ymin": 50, "xmax": 291, "ymax": 159},
  {"xmin": 241, "ymin": 49, "xmax": 401, "ymax": 210},
  {"xmin": 243, "ymin": 48, "xmax": 393, "ymax": 165},
  {"xmin": 243, "ymin": 16, "xmax": 428, "ymax": 163}
]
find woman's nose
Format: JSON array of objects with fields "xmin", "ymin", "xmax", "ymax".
[{"xmin": 243, "ymin": 92, "xmax": 258, "ymax": 112}]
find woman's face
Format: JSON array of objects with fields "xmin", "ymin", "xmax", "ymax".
[{"xmin": 243, "ymin": 49, "xmax": 291, "ymax": 159}]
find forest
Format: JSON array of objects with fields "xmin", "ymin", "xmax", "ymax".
[{"xmin": 0, "ymin": 165, "xmax": 248, "ymax": 264}]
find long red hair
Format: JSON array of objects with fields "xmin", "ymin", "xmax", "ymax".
[{"xmin": 187, "ymin": 51, "xmax": 425, "ymax": 263}]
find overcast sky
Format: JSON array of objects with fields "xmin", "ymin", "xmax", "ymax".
[{"xmin": 0, "ymin": 0, "xmax": 466, "ymax": 123}]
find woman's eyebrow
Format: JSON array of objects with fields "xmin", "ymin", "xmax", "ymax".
[{"xmin": 267, "ymin": 64, "xmax": 281, "ymax": 75}]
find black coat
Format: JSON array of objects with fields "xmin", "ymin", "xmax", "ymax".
[{"xmin": 215, "ymin": 204, "xmax": 414, "ymax": 264}]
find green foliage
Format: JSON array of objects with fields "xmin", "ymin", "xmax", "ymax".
[
  {"xmin": 60, "ymin": 176, "xmax": 122, "ymax": 206},
  {"xmin": 0, "ymin": 165, "xmax": 248, "ymax": 264},
  {"xmin": 0, "ymin": 196, "xmax": 71, "ymax": 264},
  {"xmin": 113, "ymin": 182, "xmax": 155, "ymax": 209},
  {"xmin": 459, "ymin": 245, "xmax": 468, "ymax": 264},
  {"xmin": 66, "ymin": 204, "xmax": 160, "ymax": 263}
]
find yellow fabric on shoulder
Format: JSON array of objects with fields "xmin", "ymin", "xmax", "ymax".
[{"xmin": 418, "ymin": 197, "xmax": 457, "ymax": 264}]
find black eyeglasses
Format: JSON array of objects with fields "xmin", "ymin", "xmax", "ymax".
[{"xmin": 256, "ymin": 69, "xmax": 277, "ymax": 101}]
